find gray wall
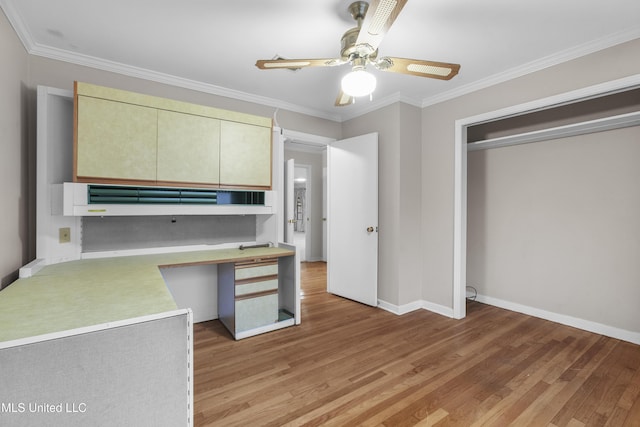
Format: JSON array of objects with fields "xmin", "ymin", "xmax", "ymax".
[
  {"xmin": 421, "ymin": 38, "xmax": 640, "ymax": 324},
  {"xmin": 398, "ymin": 103, "xmax": 423, "ymax": 306},
  {"xmin": 0, "ymin": 10, "xmax": 30, "ymax": 289}
]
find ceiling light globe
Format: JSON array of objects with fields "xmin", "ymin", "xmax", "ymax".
[{"xmin": 341, "ymin": 69, "xmax": 377, "ymax": 97}]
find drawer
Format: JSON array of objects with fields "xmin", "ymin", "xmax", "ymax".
[
  {"xmin": 235, "ymin": 259, "xmax": 278, "ymax": 281},
  {"xmin": 236, "ymin": 279, "xmax": 278, "ymax": 296},
  {"xmin": 235, "ymin": 293, "xmax": 279, "ymax": 332}
]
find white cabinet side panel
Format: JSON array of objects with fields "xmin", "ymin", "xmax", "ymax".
[{"xmin": 36, "ymin": 86, "xmax": 81, "ymax": 263}]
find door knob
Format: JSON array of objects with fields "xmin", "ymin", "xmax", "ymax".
[{"xmin": 366, "ymin": 226, "xmax": 374, "ymax": 233}]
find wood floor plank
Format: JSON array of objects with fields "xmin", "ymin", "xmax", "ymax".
[
  {"xmin": 618, "ymin": 356, "xmax": 640, "ymax": 411},
  {"xmin": 587, "ymin": 343, "xmax": 640, "ymax": 424},
  {"xmin": 548, "ymin": 335, "xmax": 621, "ymax": 426},
  {"xmin": 625, "ymin": 396, "xmax": 640, "ymax": 426},
  {"xmin": 193, "ymin": 262, "xmax": 640, "ymax": 426},
  {"xmin": 414, "ymin": 408, "xmax": 449, "ymax": 426}
]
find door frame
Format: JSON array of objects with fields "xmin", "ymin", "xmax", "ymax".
[{"xmin": 282, "ymin": 129, "xmax": 335, "ymax": 261}]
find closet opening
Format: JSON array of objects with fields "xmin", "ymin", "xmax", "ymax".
[{"xmin": 453, "ymin": 75, "xmax": 640, "ymax": 331}]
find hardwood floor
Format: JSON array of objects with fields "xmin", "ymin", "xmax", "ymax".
[{"xmin": 193, "ymin": 262, "xmax": 640, "ymax": 426}]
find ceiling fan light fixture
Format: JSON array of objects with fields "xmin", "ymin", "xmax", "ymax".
[{"xmin": 341, "ymin": 68, "xmax": 377, "ymax": 97}]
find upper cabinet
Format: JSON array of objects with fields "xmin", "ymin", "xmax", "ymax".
[
  {"xmin": 73, "ymin": 82, "xmax": 272, "ymax": 189},
  {"xmin": 157, "ymin": 110, "xmax": 221, "ymax": 186},
  {"xmin": 220, "ymin": 121, "xmax": 272, "ymax": 188},
  {"xmin": 76, "ymin": 96, "xmax": 158, "ymax": 182}
]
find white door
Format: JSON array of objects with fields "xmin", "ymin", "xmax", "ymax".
[
  {"xmin": 327, "ymin": 133, "xmax": 378, "ymax": 306},
  {"xmin": 284, "ymin": 158, "xmax": 295, "ymax": 244}
]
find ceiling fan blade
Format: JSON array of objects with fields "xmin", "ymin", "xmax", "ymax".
[
  {"xmin": 256, "ymin": 58, "xmax": 344, "ymax": 70},
  {"xmin": 335, "ymin": 90, "xmax": 354, "ymax": 107},
  {"xmin": 376, "ymin": 57, "xmax": 460, "ymax": 80},
  {"xmin": 355, "ymin": 0, "xmax": 408, "ymax": 52}
]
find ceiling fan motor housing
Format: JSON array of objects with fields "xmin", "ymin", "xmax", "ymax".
[
  {"xmin": 341, "ymin": 1, "xmax": 377, "ymax": 62},
  {"xmin": 340, "ymin": 27, "xmax": 360, "ymax": 59},
  {"xmin": 341, "ymin": 28, "xmax": 378, "ymax": 61}
]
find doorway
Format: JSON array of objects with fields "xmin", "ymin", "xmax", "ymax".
[
  {"xmin": 283, "ymin": 129, "xmax": 379, "ymax": 307},
  {"xmin": 283, "ymin": 130, "xmax": 331, "ymax": 263}
]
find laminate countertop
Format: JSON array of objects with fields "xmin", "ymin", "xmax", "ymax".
[{"xmin": 0, "ymin": 247, "xmax": 294, "ymax": 343}]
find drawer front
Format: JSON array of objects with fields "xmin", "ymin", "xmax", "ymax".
[
  {"xmin": 235, "ymin": 260, "xmax": 278, "ymax": 281},
  {"xmin": 236, "ymin": 279, "xmax": 278, "ymax": 296},
  {"xmin": 235, "ymin": 294, "xmax": 279, "ymax": 332}
]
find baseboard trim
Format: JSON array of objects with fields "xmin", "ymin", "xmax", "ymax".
[
  {"xmin": 377, "ymin": 299, "xmax": 454, "ymax": 318},
  {"xmin": 476, "ymin": 294, "xmax": 640, "ymax": 345},
  {"xmin": 378, "ymin": 295, "xmax": 639, "ymax": 345}
]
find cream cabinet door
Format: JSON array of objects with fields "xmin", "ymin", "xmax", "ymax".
[
  {"xmin": 220, "ymin": 121, "xmax": 272, "ymax": 188},
  {"xmin": 76, "ymin": 96, "xmax": 158, "ymax": 182},
  {"xmin": 157, "ymin": 110, "xmax": 221, "ymax": 185}
]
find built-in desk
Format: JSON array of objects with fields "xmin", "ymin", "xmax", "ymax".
[{"xmin": 0, "ymin": 246, "xmax": 296, "ymax": 343}]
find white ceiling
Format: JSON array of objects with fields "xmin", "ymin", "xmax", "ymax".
[{"xmin": 2, "ymin": 0, "xmax": 639, "ymax": 122}]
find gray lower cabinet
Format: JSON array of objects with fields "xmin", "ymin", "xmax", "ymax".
[{"xmin": 218, "ymin": 257, "xmax": 292, "ymax": 339}]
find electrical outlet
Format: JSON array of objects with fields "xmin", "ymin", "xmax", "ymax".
[{"xmin": 59, "ymin": 227, "xmax": 71, "ymax": 243}]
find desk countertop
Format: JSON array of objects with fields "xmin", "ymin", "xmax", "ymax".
[{"xmin": 0, "ymin": 247, "xmax": 294, "ymax": 343}]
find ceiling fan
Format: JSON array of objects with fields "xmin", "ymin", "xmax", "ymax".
[{"xmin": 256, "ymin": 0, "xmax": 461, "ymax": 107}]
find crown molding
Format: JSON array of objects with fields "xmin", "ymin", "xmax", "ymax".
[{"xmin": 422, "ymin": 27, "xmax": 640, "ymax": 108}]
